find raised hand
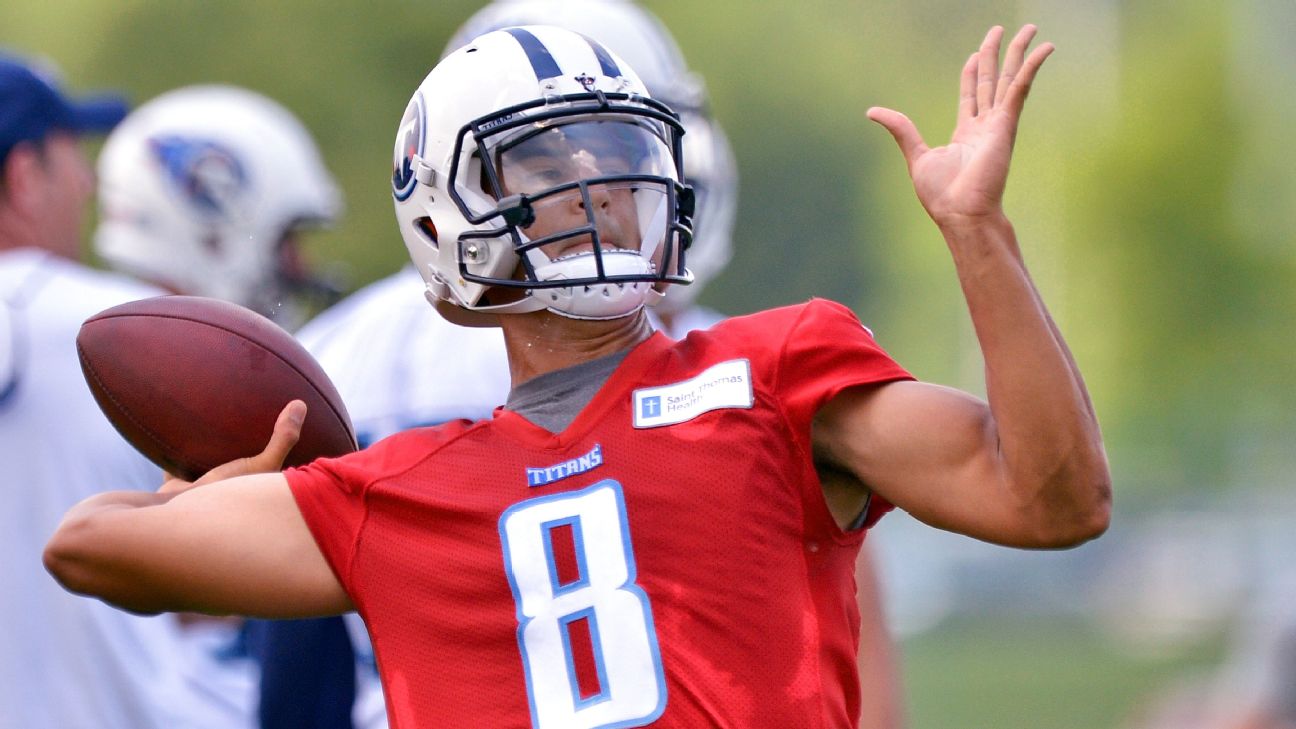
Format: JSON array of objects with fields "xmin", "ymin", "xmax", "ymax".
[{"xmin": 867, "ymin": 25, "xmax": 1053, "ymax": 230}]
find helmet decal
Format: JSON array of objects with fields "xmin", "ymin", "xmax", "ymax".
[
  {"xmin": 392, "ymin": 92, "xmax": 425, "ymax": 202},
  {"xmin": 582, "ymin": 34, "xmax": 623, "ymax": 78},
  {"xmin": 501, "ymin": 27, "xmax": 624, "ymax": 83},
  {"xmin": 149, "ymin": 135, "xmax": 247, "ymax": 220},
  {"xmin": 502, "ymin": 27, "xmax": 564, "ymax": 80}
]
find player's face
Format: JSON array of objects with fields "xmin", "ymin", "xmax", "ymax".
[
  {"xmin": 494, "ymin": 120, "xmax": 674, "ymax": 264},
  {"xmin": 29, "ymin": 134, "xmax": 95, "ymax": 259}
]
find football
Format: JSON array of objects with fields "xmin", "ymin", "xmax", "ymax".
[{"xmin": 77, "ymin": 295, "xmax": 358, "ymax": 481}]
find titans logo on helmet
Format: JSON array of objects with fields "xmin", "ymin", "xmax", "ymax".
[
  {"xmin": 149, "ymin": 135, "xmax": 248, "ymax": 220},
  {"xmin": 392, "ymin": 92, "xmax": 425, "ymax": 202}
]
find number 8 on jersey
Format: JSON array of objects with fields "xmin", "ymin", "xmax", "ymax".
[{"xmin": 499, "ymin": 480, "xmax": 667, "ymax": 728}]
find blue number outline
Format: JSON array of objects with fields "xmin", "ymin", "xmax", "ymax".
[{"xmin": 498, "ymin": 479, "xmax": 668, "ymax": 728}]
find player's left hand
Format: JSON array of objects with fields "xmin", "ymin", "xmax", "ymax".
[
  {"xmin": 867, "ymin": 24, "xmax": 1052, "ymax": 230},
  {"xmin": 158, "ymin": 400, "xmax": 307, "ymax": 494}
]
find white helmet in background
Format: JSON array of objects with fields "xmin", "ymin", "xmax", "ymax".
[
  {"xmin": 95, "ymin": 85, "xmax": 342, "ymax": 321},
  {"xmin": 394, "ymin": 25, "xmax": 694, "ymax": 324},
  {"xmin": 444, "ymin": 0, "xmax": 736, "ymax": 313}
]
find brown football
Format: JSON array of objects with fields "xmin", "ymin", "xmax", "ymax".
[{"xmin": 77, "ymin": 295, "xmax": 357, "ymax": 481}]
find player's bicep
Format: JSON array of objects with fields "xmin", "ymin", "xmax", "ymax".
[
  {"xmin": 56, "ymin": 473, "xmax": 352, "ymax": 618},
  {"xmin": 814, "ymin": 380, "xmax": 1024, "ymax": 544}
]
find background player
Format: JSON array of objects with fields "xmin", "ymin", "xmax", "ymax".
[
  {"xmin": 95, "ymin": 84, "xmax": 343, "ymax": 331},
  {"xmin": 0, "ymin": 50, "xmax": 190, "ymax": 729},
  {"xmin": 92, "ymin": 83, "xmax": 344, "ymax": 729},
  {"xmin": 45, "ymin": 23, "xmax": 1111, "ymax": 729}
]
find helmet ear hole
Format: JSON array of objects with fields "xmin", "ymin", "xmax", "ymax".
[
  {"xmin": 415, "ymin": 216, "xmax": 439, "ymax": 247},
  {"xmin": 474, "ymin": 153, "xmax": 498, "ymax": 199}
]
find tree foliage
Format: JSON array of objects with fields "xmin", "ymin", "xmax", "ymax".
[{"xmin": 4, "ymin": 0, "xmax": 1292, "ymax": 497}]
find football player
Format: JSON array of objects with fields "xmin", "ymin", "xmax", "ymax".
[
  {"xmin": 95, "ymin": 85, "xmax": 343, "ymax": 330},
  {"xmin": 262, "ymin": 4, "xmax": 896, "ymax": 728},
  {"xmin": 47, "ymin": 23, "xmax": 1110, "ymax": 729},
  {"xmin": 0, "ymin": 51, "xmax": 181, "ymax": 729}
]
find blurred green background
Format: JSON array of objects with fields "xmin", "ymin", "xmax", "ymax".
[{"xmin": 5, "ymin": 1, "xmax": 1294, "ymax": 726}]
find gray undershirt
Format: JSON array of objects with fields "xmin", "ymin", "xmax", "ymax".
[{"xmin": 504, "ymin": 349, "xmax": 631, "ymax": 433}]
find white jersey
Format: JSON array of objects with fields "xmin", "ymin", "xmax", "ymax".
[
  {"xmin": 649, "ymin": 302, "xmax": 724, "ymax": 340},
  {"xmin": 0, "ymin": 249, "xmax": 181, "ymax": 729},
  {"xmin": 294, "ymin": 266, "xmax": 723, "ymax": 729},
  {"xmin": 1, "ymin": 248, "xmax": 260, "ymax": 729},
  {"xmin": 296, "ymin": 266, "xmax": 512, "ymax": 447},
  {"xmin": 168, "ymin": 618, "xmax": 259, "ymax": 729}
]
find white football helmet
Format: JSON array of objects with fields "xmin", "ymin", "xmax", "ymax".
[
  {"xmin": 394, "ymin": 25, "xmax": 694, "ymax": 323},
  {"xmin": 444, "ymin": 0, "xmax": 736, "ymax": 313},
  {"xmin": 95, "ymin": 86, "xmax": 342, "ymax": 321}
]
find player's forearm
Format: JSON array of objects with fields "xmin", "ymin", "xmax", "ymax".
[
  {"xmin": 942, "ymin": 214, "xmax": 1111, "ymax": 546},
  {"xmin": 43, "ymin": 491, "xmax": 178, "ymax": 614}
]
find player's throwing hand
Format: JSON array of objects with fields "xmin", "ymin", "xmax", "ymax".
[
  {"xmin": 158, "ymin": 401, "xmax": 307, "ymax": 494},
  {"xmin": 866, "ymin": 24, "xmax": 1053, "ymax": 230}
]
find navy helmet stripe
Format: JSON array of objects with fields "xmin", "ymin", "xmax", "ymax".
[
  {"xmin": 583, "ymin": 36, "xmax": 622, "ymax": 79},
  {"xmin": 504, "ymin": 27, "xmax": 563, "ymax": 80}
]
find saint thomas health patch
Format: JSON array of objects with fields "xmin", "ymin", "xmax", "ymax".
[{"xmin": 632, "ymin": 359, "xmax": 753, "ymax": 428}]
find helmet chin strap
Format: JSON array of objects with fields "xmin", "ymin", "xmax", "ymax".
[
  {"xmin": 530, "ymin": 249, "xmax": 659, "ymax": 320},
  {"xmin": 437, "ymin": 191, "xmax": 680, "ymax": 321},
  {"xmin": 429, "ymin": 248, "xmax": 664, "ymax": 321}
]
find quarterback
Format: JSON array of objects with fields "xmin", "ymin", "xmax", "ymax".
[{"xmin": 46, "ymin": 23, "xmax": 1111, "ymax": 729}]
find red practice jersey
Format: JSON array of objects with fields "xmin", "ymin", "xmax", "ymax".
[{"xmin": 287, "ymin": 298, "xmax": 912, "ymax": 729}]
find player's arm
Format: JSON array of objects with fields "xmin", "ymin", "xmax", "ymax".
[
  {"xmin": 44, "ymin": 403, "xmax": 353, "ymax": 618},
  {"xmin": 816, "ymin": 25, "xmax": 1110, "ymax": 548}
]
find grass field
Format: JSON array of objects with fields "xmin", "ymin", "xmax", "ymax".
[{"xmin": 900, "ymin": 616, "xmax": 1228, "ymax": 729}]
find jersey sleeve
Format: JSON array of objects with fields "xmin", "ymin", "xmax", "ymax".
[
  {"xmin": 284, "ymin": 423, "xmax": 476, "ymax": 602},
  {"xmin": 776, "ymin": 298, "xmax": 914, "ymax": 426},
  {"xmin": 773, "ymin": 299, "xmax": 914, "ymax": 527},
  {"xmin": 284, "ymin": 454, "xmax": 373, "ymax": 596}
]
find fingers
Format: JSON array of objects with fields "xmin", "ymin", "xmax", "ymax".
[
  {"xmin": 995, "ymin": 25, "xmax": 1038, "ymax": 106},
  {"xmin": 1001, "ymin": 41, "xmax": 1054, "ymax": 118},
  {"xmin": 192, "ymin": 400, "xmax": 307, "ymax": 487},
  {"xmin": 962, "ymin": 24, "xmax": 1050, "ymax": 119},
  {"xmin": 975, "ymin": 26, "xmax": 1005, "ymax": 116},
  {"xmin": 866, "ymin": 107, "xmax": 929, "ymax": 168},
  {"xmin": 257, "ymin": 400, "xmax": 307, "ymax": 470},
  {"xmin": 958, "ymin": 52, "xmax": 978, "ymax": 122},
  {"xmin": 871, "ymin": 24, "xmax": 1049, "ymax": 171}
]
